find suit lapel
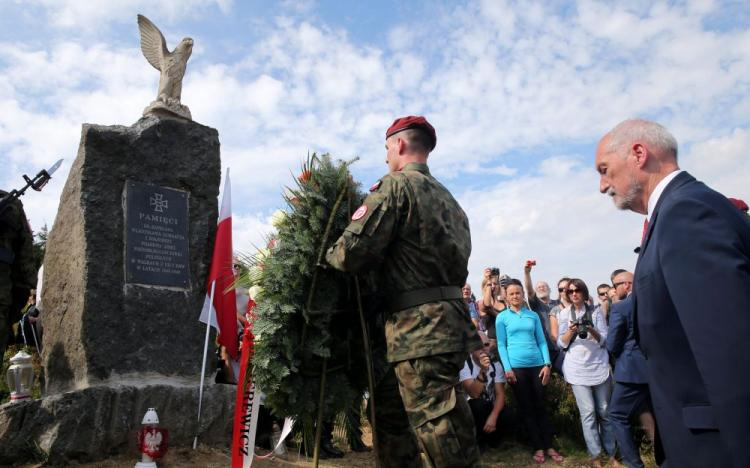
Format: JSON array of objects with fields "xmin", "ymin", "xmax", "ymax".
[
  {"xmin": 633, "ymin": 171, "xmax": 695, "ymax": 344},
  {"xmin": 636, "ymin": 171, "xmax": 695, "ymax": 263}
]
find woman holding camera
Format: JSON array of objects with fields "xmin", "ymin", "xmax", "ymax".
[
  {"xmin": 557, "ymin": 278, "xmax": 620, "ymax": 468},
  {"xmin": 496, "ymin": 279, "xmax": 563, "ymax": 464},
  {"xmin": 479, "ymin": 267, "xmax": 508, "ymax": 343}
]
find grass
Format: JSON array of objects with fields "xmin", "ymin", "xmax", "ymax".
[{"xmin": 479, "ymin": 437, "xmax": 657, "ymax": 467}]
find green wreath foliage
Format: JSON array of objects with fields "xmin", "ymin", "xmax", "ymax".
[{"xmin": 241, "ymin": 153, "xmax": 368, "ymax": 428}]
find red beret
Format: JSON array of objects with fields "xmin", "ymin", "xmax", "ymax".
[
  {"xmin": 728, "ymin": 197, "xmax": 749, "ymax": 212},
  {"xmin": 385, "ymin": 115, "xmax": 436, "ymax": 151}
]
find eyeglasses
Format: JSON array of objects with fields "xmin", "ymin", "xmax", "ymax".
[
  {"xmin": 567, "ymin": 288, "xmax": 582, "ymax": 294},
  {"xmin": 598, "ymin": 292, "xmax": 608, "ymax": 297},
  {"xmin": 613, "ymin": 281, "xmax": 633, "ymax": 288},
  {"xmin": 558, "ymin": 288, "xmax": 566, "ymax": 292}
]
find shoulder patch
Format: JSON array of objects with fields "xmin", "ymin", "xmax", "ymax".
[
  {"xmin": 369, "ymin": 180, "xmax": 382, "ymax": 192},
  {"xmin": 352, "ymin": 205, "xmax": 368, "ymax": 221}
]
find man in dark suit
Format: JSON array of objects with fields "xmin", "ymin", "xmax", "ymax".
[
  {"xmin": 607, "ymin": 292, "xmax": 652, "ymax": 468},
  {"xmin": 595, "ymin": 119, "xmax": 750, "ymax": 468}
]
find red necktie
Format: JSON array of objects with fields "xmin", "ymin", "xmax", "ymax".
[{"xmin": 641, "ymin": 218, "xmax": 649, "ymax": 244}]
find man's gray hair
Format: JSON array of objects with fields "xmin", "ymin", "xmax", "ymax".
[{"xmin": 605, "ymin": 119, "xmax": 678, "ymax": 160}]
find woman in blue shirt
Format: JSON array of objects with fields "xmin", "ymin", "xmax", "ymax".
[{"xmin": 496, "ymin": 279, "xmax": 563, "ymax": 464}]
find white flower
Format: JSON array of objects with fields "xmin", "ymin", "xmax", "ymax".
[
  {"xmin": 248, "ymin": 265, "xmax": 263, "ymax": 282},
  {"xmin": 271, "ymin": 209, "xmax": 287, "ymax": 228},
  {"xmin": 249, "ymin": 285, "xmax": 263, "ymax": 300},
  {"xmin": 257, "ymin": 247, "xmax": 270, "ymax": 260}
]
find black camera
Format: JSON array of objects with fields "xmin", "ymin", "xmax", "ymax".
[
  {"xmin": 572, "ymin": 318, "xmax": 593, "ymax": 339},
  {"xmin": 490, "ymin": 267, "xmax": 500, "ymax": 277}
]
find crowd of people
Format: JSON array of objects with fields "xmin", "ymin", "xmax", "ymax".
[
  {"xmin": 460, "ymin": 262, "xmax": 650, "ymax": 467},
  {"xmin": 221, "ymin": 117, "xmax": 749, "ymax": 467}
]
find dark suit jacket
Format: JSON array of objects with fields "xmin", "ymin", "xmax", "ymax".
[
  {"xmin": 606, "ymin": 296, "xmax": 648, "ymax": 384},
  {"xmin": 634, "ymin": 171, "xmax": 750, "ymax": 468}
]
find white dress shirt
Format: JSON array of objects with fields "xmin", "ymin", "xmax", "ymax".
[{"xmin": 647, "ymin": 169, "xmax": 683, "ymax": 221}]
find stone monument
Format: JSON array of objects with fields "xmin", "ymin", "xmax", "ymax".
[{"xmin": 0, "ymin": 15, "xmax": 234, "ymax": 464}]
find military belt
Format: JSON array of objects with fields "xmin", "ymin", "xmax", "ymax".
[
  {"xmin": 386, "ymin": 286, "xmax": 462, "ymax": 313},
  {"xmin": 0, "ymin": 246, "xmax": 15, "ymax": 264}
]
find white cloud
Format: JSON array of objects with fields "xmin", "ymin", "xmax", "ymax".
[
  {"xmin": 462, "ymin": 162, "xmax": 517, "ymax": 177},
  {"xmin": 460, "ymin": 126, "xmax": 750, "ymax": 291},
  {"xmin": 0, "ymin": 40, "xmax": 155, "ymax": 171},
  {"xmin": 2, "ymin": 0, "xmax": 748, "ymax": 290},
  {"xmin": 232, "ymin": 211, "xmax": 275, "ymax": 256},
  {"xmin": 460, "ymin": 156, "xmax": 643, "ymax": 292},
  {"xmin": 681, "ymin": 128, "xmax": 750, "ymax": 199},
  {"xmin": 25, "ymin": 0, "xmax": 233, "ymax": 30},
  {"xmin": 278, "ymin": 0, "xmax": 316, "ymax": 16}
]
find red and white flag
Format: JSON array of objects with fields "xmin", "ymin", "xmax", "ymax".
[{"xmin": 199, "ymin": 169, "xmax": 239, "ymax": 360}]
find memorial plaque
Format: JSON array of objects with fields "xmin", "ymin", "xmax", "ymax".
[{"xmin": 125, "ymin": 181, "xmax": 190, "ymax": 288}]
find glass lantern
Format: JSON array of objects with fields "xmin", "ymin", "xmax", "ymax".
[{"xmin": 6, "ymin": 350, "xmax": 34, "ymax": 402}]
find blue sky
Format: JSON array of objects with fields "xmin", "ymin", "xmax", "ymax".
[{"xmin": 1, "ymin": 0, "xmax": 748, "ymax": 291}]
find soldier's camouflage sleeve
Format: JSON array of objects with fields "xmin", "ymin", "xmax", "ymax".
[{"xmin": 325, "ymin": 177, "xmax": 398, "ymax": 273}]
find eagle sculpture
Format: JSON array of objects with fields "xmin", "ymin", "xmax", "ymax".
[{"xmin": 137, "ymin": 14, "xmax": 193, "ymax": 119}]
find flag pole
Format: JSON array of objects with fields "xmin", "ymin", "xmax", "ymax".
[{"xmin": 194, "ymin": 279, "xmax": 217, "ymax": 449}]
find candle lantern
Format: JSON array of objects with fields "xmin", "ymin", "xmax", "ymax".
[
  {"xmin": 135, "ymin": 408, "xmax": 169, "ymax": 468},
  {"xmin": 6, "ymin": 350, "xmax": 34, "ymax": 402}
]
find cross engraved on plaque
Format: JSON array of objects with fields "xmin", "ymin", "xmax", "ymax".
[{"xmin": 150, "ymin": 193, "xmax": 169, "ymax": 212}]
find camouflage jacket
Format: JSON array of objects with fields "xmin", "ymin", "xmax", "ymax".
[
  {"xmin": 0, "ymin": 190, "xmax": 37, "ymax": 305},
  {"xmin": 326, "ymin": 162, "xmax": 481, "ymax": 362}
]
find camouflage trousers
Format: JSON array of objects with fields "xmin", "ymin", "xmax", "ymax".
[
  {"xmin": 367, "ymin": 364, "xmax": 423, "ymax": 467},
  {"xmin": 394, "ymin": 352, "xmax": 481, "ymax": 468}
]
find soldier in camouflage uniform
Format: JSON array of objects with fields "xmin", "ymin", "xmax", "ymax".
[
  {"xmin": 0, "ymin": 190, "xmax": 37, "ymax": 360},
  {"xmin": 326, "ymin": 116, "xmax": 482, "ymax": 467}
]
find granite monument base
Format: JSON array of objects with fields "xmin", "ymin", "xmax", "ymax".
[{"xmin": 0, "ymin": 381, "xmax": 235, "ymax": 465}]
